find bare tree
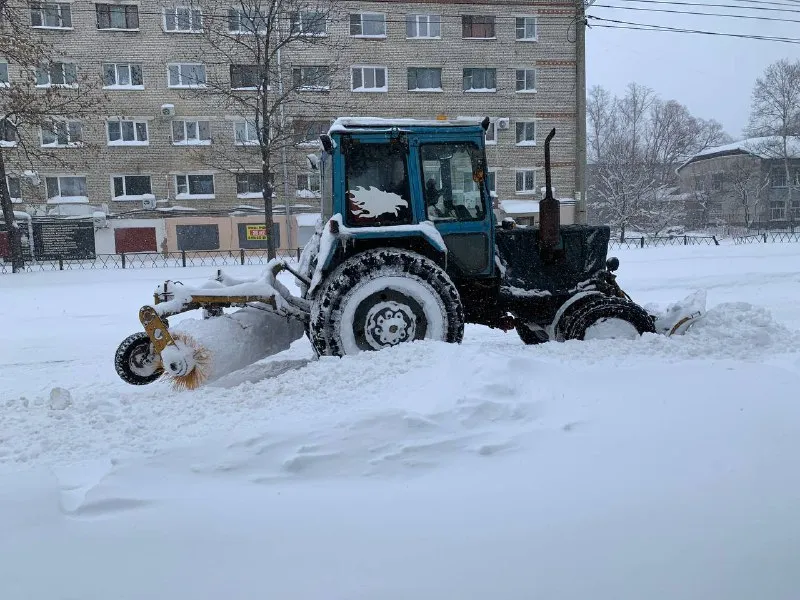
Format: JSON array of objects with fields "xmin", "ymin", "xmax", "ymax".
[
  {"xmin": 726, "ymin": 156, "xmax": 769, "ymax": 228},
  {"xmin": 588, "ymin": 82, "xmax": 729, "ymax": 239},
  {"xmin": 1, "ymin": 0, "xmax": 105, "ymax": 271},
  {"xmin": 175, "ymin": 0, "xmax": 350, "ymax": 259},
  {"xmin": 746, "ymin": 58, "xmax": 800, "ymax": 215}
]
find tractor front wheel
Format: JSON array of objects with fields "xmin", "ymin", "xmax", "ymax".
[
  {"xmin": 309, "ymin": 249, "xmax": 465, "ymax": 357},
  {"xmin": 560, "ymin": 296, "xmax": 656, "ymax": 341}
]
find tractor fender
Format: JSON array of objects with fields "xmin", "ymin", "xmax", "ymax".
[
  {"xmin": 307, "ymin": 214, "xmax": 448, "ymax": 297},
  {"xmin": 546, "ymin": 290, "xmax": 603, "ymax": 341}
]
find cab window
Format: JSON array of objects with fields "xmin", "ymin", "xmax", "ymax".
[
  {"xmin": 343, "ymin": 141, "xmax": 412, "ymax": 227},
  {"xmin": 420, "ymin": 142, "xmax": 487, "ymax": 222}
]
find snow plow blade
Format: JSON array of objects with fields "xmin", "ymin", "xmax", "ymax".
[
  {"xmin": 114, "ymin": 261, "xmax": 307, "ymax": 390},
  {"xmin": 650, "ymin": 290, "xmax": 707, "ymax": 337}
]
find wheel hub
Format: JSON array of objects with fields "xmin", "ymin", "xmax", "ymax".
[
  {"xmin": 364, "ymin": 301, "xmax": 417, "ymax": 349},
  {"xmin": 129, "ymin": 342, "xmax": 160, "ymax": 377}
]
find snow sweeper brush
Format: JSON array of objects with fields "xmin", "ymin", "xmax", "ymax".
[{"xmin": 114, "ymin": 262, "xmax": 307, "ymax": 390}]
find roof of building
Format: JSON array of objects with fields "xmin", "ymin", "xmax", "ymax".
[{"xmin": 677, "ymin": 136, "xmax": 800, "ymax": 172}]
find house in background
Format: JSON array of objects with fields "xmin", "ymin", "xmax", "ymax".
[{"xmin": 677, "ymin": 136, "xmax": 800, "ymax": 230}]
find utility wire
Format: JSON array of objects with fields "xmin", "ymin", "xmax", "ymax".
[
  {"xmin": 595, "ymin": 3, "xmax": 800, "ymax": 23},
  {"xmin": 589, "ymin": 15, "xmax": 800, "ymax": 43},
  {"xmin": 611, "ymin": 0, "xmax": 800, "ymax": 14}
]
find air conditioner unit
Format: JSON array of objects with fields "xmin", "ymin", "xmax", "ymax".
[
  {"xmin": 496, "ymin": 118, "xmax": 510, "ymax": 130},
  {"xmin": 160, "ymin": 104, "xmax": 176, "ymax": 117},
  {"xmin": 142, "ymin": 197, "xmax": 157, "ymax": 210}
]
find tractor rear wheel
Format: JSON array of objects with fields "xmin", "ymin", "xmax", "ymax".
[
  {"xmin": 560, "ymin": 296, "xmax": 656, "ymax": 341},
  {"xmin": 309, "ymin": 248, "xmax": 464, "ymax": 357},
  {"xmin": 114, "ymin": 331, "xmax": 163, "ymax": 385}
]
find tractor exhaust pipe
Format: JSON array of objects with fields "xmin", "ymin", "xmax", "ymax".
[{"xmin": 539, "ymin": 128, "xmax": 560, "ymax": 254}]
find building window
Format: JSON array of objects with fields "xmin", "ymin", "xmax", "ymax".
[
  {"xmin": 107, "ymin": 119, "xmax": 149, "ymax": 145},
  {"xmin": 227, "ymin": 7, "xmax": 266, "ymax": 33},
  {"xmin": 96, "ymin": 4, "xmax": 139, "ymax": 29},
  {"xmin": 711, "ymin": 172, "xmax": 724, "ymax": 192},
  {"xmin": 486, "ymin": 170, "xmax": 497, "ymax": 195},
  {"xmin": 112, "ymin": 175, "xmax": 153, "ymax": 199},
  {"xmin": 349, "ymin": 12, "xmax": 386, "ymax": 37},
  {"xmin": 515, "ymin": 169, "xmax": 536, "ymax": 194},
  {"xmin": 175, "ymin": 174, "xmax": 215, "ymax": 199},
  {"xmin": 30, "ymin": 2, "xmax": 72, "ymax": 28},
  {"xmin": 164, "ymin": 6, "xmax": 203, "ymax": 32},
  {"xmin": 0, "ymin": 62, "xmax": 8, "ymax": 86},
  {"xmin": 234, "ymin": 121, "xmax": 259, "ymax": 145},
  {"xmin": 296, "ymin": 173, "xmax": 321, "ymax": 198},
  {"xmin": 168, "ymin": 63, "xmax": 206, "ymax": 87},
  {"xmin": 770, "ymin": 200, "xmax": 786, "ymax": 220},
  {"xmin": 0, "ymin": 119, "xmax": 17, "ymax": 146},
  {"xmin": 771, "ymin": 167, "xmax": 787, "ymax": 188},
  {"xmin": 462, "ymin": 15, "xmax": 495, "ymax": 39},
  {"xmin": 290, "ymin": 11, "xmax": 326, "ymax": 35},
  {"xmin": 103, "ymin": 63, "xmax": 143, "ymax": 88},
  {"xmin": 41, "ymin": 120, "xmax": 82, "ymax": 147},
  {"xmin": 693, "ymin": 174, "xmax": 706, "ymax": 192},
  {"xmin": 352, "ymin": 65, "xmax": 387, "ymax": 92},
  {"xmin": 45, "ymin": 176, "xmax": 87, "ymax": 201},
  {"xmin": 236, "ymin": 173, "xmax": 263, "ymax": 197},
  {"xmin": 516, "ymin": 121, "xmax": 536, "ymax": 145},
  {"xmin": 406, "ymin": 14, "xmax": 440, "ymax": 38},
  {"xmin": 6, "ymin": 176, "xmax": 21, "ymax": 202},
  {"xmin": 230, "ymin": 64, "xmax": 259, "ymax": 90},
  {"xmin": 516, "ymin": 16, "xmax": 537, "ymax": 40},
  {"xmin": 516, "ymin": 69, "xmax": 536, "ymax": 92},
  {"xmin": 485, "ymin": 120, "xmax": 497, "ymax": 144},
  {"xmin": 408, "ymin": 67, "xmax": 442, "ymax": 91},
  {"xmin": 791, "ymin": 200, "xmax": 800, "ymax": 220},
  {"xmin": 292, "ymin": 66, "xmax": 331, "ymax": 91},
  {"xmin": 172, "ymin": 119, "xmax": 211, "ymax": 144},
  {"xmin": 293, "ymin": 119, "xmax": 329, "ymax": 145},
  {"xmin": 35, "ymin": 62, "xmax": 77, "ymax": 87},
  {"xmin": 463, "ymin": 68, "xmax": 496, "ymax": 92}
]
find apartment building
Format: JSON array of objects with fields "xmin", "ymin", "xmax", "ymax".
[{"xmin": 2, "ymin": 0, "xmax": 581, "ymax": 234}]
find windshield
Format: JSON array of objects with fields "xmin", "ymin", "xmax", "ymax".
[{"xmin": 420, "ymin": 142, "xmax": 487, "ymax": 222}]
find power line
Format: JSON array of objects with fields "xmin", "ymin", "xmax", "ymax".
[
  {"xmin": 594, "ymin": 3, "xmax": 800, "ymax": 23},
  {"xmin": 610, "ymin": 0, "xmax": 800, "ymax": 14},
  {"xmin": 589, "ymin": 15, "xmax": 800, "ymax": 42}
]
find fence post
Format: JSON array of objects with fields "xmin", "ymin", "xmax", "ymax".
[
  {"xmin": 640, "ymin": 237, "xmax": 644, "ymax": 248},
  {"xmin": 684, "ymin": 235, "xmax": 687, "ymax": 245},
  {"xmin": 182, "ymin": 250, "xmax": 186, "ymax": 267},
  {"xmin": 713, "ymin": 236, "xmax": 719, "ymax": 246},
  {"xmin": 296, "ymin": 248, "xmax": 301, "ymax": 261},
  {"xmin": 59, "ymin": 259, "xmax": 64, "ymax": 271},
  {"xmin": 240, "ymin": 249, "xmax": 245, "ymax": 265},
  {"xmin": 121, "ymin": 253, "xmax": 126, "ymax": 269},
  {"xmin": 763, "ymin": 233, "xmax": 767, "ymax": 243}
]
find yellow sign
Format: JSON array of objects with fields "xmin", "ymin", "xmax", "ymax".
[{"xmin": 246, "ymin": 225, "xmax": 268, "ymax": 240}]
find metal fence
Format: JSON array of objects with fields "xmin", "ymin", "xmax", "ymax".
[
  {"xmin": 731, "ymin": 232, "xmax": 800, "ymax": 245},
  {"xmin": 608, "ymin": 235, "xmax": 719, "ymax": 250},
  {"xmin": 0, "ymin": 248, "xmax": 303, "ymax": 274}
]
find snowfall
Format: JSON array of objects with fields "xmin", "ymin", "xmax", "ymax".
[{"xmin": 1, "ymin": 242, "xmax": 800, "ymax": 600}]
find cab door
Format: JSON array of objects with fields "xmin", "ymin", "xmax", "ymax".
[{"xmin": 412, "ymin": 137, "xmax": 495, "ymax": 278}]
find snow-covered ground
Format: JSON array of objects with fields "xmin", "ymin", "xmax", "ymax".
[{"xmin": 1, "ymin": 243, "xmax": 800, "ymax": 599}]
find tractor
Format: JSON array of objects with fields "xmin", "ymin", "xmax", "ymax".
[{"xmin": 114, "ymin": 117, "xmax": 703, "ymax": 389}]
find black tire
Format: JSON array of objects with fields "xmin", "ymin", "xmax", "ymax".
[
  {"xmin": 114, "ymin": 332, "xmax": 163, "ymax": 385},
  {"xmin": 516, "ymin": 321, "xmax": 549, "ymax": 345},
  {"xmin": 560, "ymin": 296, "xmax": 656, "ymax": 341},
  {"xmin": 309, "ymin": 248, "xmax": 465, "ymax": 357}
]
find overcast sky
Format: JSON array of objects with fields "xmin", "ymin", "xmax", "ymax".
[{"xmin": 586, "ymin": 0, "xmax": 800, "ymax": 140}]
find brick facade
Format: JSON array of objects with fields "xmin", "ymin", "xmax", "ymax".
[{"xmin": 4, "ymin": 0, "xmax": 579, "ymax": 219}]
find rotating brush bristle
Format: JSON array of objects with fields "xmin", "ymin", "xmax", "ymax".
[{"xmin": 163, "ymin": 332, "xmax": 212, "ymax": 391}]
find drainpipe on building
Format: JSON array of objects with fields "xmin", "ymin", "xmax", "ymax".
[
  {"xmin": 575, "ymin": 0, "xmax": 592, "ymax": 225},
  {"xmin": 276, "ymin": 47, "xmax": 292, "ymax": 250}
]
